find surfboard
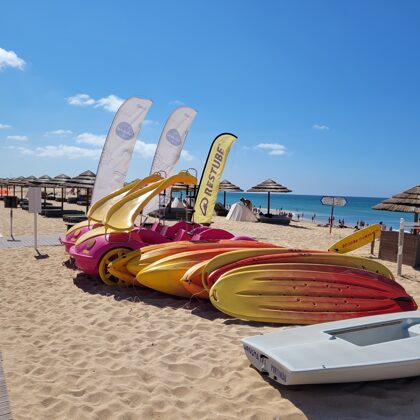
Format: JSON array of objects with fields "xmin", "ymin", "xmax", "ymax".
[
  {"xmin": 209, "ymin": 265, "xmax": 416, "ymax": 324},
  {"xmin": 328, "ymin": 224, "xmax": 381, "ymax": 254}
]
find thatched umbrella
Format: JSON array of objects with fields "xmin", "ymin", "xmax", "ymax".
[
  {"xmin": 64, "ymin": 170, "xmax": 96, "ymax": 212},
  {"xmin": 53, "ymin": 174, "xmax": 71, "ymax": 204},
  {"xmin": 0, "ymin": 178, "xmax": 12, "ymax": 197},
  {"xmin": 26, "ymin": 175, "xmax": 57, "ymax": 206},
  {"xmin": 373, "ymin": 185, "xmax": 420, "ymax": 234},
  {"xmin": 12, "ymin": 176, "xmax": 27, "ymax": 199},
  {"xmin": 219, "ymin": 179, "xmax": 243, "ymax": 207},
  {"xmin": 247, "ymin": 179, "xmax": 292, "ymax": 214}
]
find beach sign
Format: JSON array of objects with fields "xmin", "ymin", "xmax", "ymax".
[
  {"xmin": 321, "ymin": 196, "xmax": 347, "ymax": 207},
  {"xmin": 328, "ymin": 223, "xmax": 382, "ymax": 254},
  {"xmin": 321, "ymin": 196, "xmax": 347, "ymax": 233}
]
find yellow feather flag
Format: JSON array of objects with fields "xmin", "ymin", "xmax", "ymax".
[{"xmin": 193, "ymin": 133, "xmax": 237, "ymax": 224}]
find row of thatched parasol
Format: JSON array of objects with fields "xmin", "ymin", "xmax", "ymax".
[
  {"xmin": 2, "ymin": 171, "xmax": 418, "ymax": 224},
  {"xmin": 0, "ymin": 171, "xmax": 96, "ymax": 212},
  {"xmin": 219, "ymin": 179, "xmax": 291, "ymax": 213},
  {"xmin": 0, "ymin": 170, "xmax": 96, "ymax": 191}
]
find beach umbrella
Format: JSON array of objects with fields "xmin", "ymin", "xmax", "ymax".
[
  {"xmin": 64, "ymin": 170, "xmax": 96, "ymax": 212},
  {"xmin": 372, "ymin": 185, "xmax": 420, "ymax": 234},
  {"xmin": 28, "ymin": 175, "xmax": 56, "ymax": 206},
  {"xmin": 13, "ymin": 176, "xmax": 27, "ymax": 199},
  {"xmin": 247, "ymin": 179, "xmax": 292, "ymax": 214},
  {"xmin": 50, "ymin": 174, "xmax": 71, "ymax": 209},
  {"xmin": 21, "ymin": 176, "xmax": 38, "ymax": 200},
  {"xmin": 219, "ymin": 179, "xmax": 243, "ymax": 207},
  {"xmin": 0, "ymin": 178, "xmax": 12, "ymax": 197}
]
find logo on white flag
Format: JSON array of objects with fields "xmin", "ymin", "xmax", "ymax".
[
  {"xmin": 166, "ymin": 128, "xmax": 182, "ymax": 146},
  {"xmin": 116, "ymin": 122, "xmax": 135, "ymax": 140}
]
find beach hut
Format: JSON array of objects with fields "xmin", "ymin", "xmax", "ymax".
[
  {"xmin": 219, "ymin": 180, "xmax": 243, "ymax": 208},
  {"xmin": 373, "ymin": 185, "xmax": 420, "ymax": 267},
  {"xmin": 247, "ymin": 179, "xmax": 292, "ymax": 214}
]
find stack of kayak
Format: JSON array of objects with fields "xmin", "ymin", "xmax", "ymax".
[
  {"xmin": 61, "ymin": 172, "xmax": 417, "ymax": 325},
  {"xmin": 107, "ymin": 241, "xmax": 417, "ymax": 324}
]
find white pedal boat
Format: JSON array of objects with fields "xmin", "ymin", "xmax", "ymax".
[{"xmin": 242, "ymin": 311, "xmax": 420, "ymax": 385}]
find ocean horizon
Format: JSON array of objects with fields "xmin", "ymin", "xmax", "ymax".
[{"xmin": 215, "ymin": 192, "xmax": 409, "ymax": 230}]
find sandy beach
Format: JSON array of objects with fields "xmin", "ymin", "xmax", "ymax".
[{"xmin": 1, "ymin": 202, "xmax": 420, "ymax": 420}]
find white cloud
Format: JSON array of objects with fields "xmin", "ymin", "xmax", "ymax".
[
  {"xmin": 17, "ymin": 146, "xmax": 34, "ymax": 155},
  {"xmin": 75, "ymin": 132, "xmax": 106, "ymax": 146},
  {"xmin": 34, "ymin": 145, "xmax": 101, "ymax": 159},
  {"xmin": 143, "ymin": 119, "xmax": 159, "ymax": 126},
  {"xmin": 13, "ymin": 143, "xmax": 101, "ymax": 159},
  {"xmin": 133, "ymin": 139, "xmax": 194, "ymax": 161},
  {"xmin": 45, "ymin": 129, "xmax": 73, "ymax": 137},
  {"xmin": 169, "ymin": 100, "xmax": 185, "ymax": 106},
  {"xmin": 0, "ymin": 123, "xmax": 12, "ymax": 129},
  {"xmin": 181, "ymin": 150, "xmax": 194, "ymax": 161},
  {"xmin": 7, "ymin": 135, "xmax": 28, "ymax": 142},
  {"xmin": 0, "ymin": 47, "xmax": 26, "ymax": 70},
  {"xmin": 67, "ymin": 93, "xmax": 124, "ymax": 112},
  {"xmin": 94, "ymin": 95, "xmax": 124, "ymax": 112},
  {"xmin": 67, "ymin": 93, "xmax": 96, "ymax": 107},
  {"xmin": 134, "ymin": 140, "xmax": 157, "ymax": 158},
  {"xmin": 256, "ymin": 143, "xmax": 286, "ymax": 156},
  {"xmin": 313, "ymin": 124, "xmax": 329, "ymax": 131}
]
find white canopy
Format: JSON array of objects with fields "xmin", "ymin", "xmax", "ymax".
[
  {"xmin": 171, "ymin": 197, "xmax": 185, "ymax": 208},
  {"xmin": 226, "ymin": 202, "xmax": 258, "ymax": 222}
]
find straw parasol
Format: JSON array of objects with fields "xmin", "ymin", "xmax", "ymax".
[
  {"xmin": 219, "ymin": 179, "xmax": 243, "ymax": 207},
  {"xmin": 64, "ymin": 170, "xmax": 96, "ymax": 212},
  {"xmin": 247, "ymin": 179, "xmax": 292, "ymax": 214},
  {"xmin": 373, "ymin": 185, "xmax": 420, "ymax": 233}
]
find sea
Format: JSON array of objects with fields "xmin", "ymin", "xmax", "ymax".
[{"xmin": 215, "ymin": 192, "xmax": 409, "ymax": 230}]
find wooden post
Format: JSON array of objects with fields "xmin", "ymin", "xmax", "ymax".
[
  {"xmin": 329, "ymin": 198, "xmax": 335, "ymax": 234},
  {"xmin": 397, "ymin": 218, "xmax": 405, "ymax": 276},
  {"xmin": 10, "ymin": 208, "xmax": 13, "ymax": 240},
  {"xmin": 370, "ymin": 233, "xmax": 376, "ymax": 255},
  {"xmin": 86, "ymin": 188, "xmax": 90, "ymax": 213},
  {"xmin": 267, "ymin": 192, "xmax": 271, "ymax": 214},
  {"xmin": 34, "ymin": 211, "xmax": 38, "ymax": 251}
]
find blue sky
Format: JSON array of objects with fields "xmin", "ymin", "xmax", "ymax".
[{"xmin": 0, "ymin": 0, "xmax": 419, "ymax": 197}]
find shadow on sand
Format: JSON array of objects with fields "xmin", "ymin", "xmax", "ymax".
[
  {"xmin": 258, "ymin": 369, "xmax": 420, "ymax": 419},
  {"xmin": 73, "ymin": 272, "xmax": 273, "ymax": 327},
  {"xmin": 73, "ymin": 274, "xmax": 420, "ymax": 418}
]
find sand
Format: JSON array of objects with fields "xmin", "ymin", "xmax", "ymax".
[{"xmin": 1, "ymin": 201, "xmax": 420, "ymax": 420}]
